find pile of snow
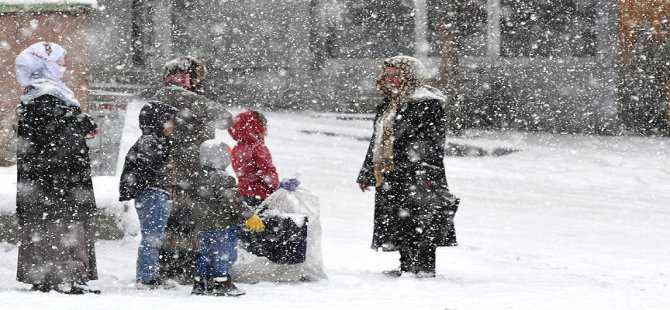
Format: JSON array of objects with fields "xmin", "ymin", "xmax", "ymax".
[{"xmin": 0, "ymin": 98, "xmax": 668, "ymax": 309}]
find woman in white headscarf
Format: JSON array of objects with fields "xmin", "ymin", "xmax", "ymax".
[
  {"xmin": 357, "ymin": 56, "xmax": 459, "ymax": 278},
  {"xmin": 14, "ymin": 42, "xmax": 100, "ymax": 294}
]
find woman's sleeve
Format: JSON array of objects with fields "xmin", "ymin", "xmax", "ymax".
[
  {"xmin": 357, "ymin": 103, "xmax": 385, "ymax": 184},
  {"xmin": 357, "ymin": 125, "xmax": 376, "ymax": 184},
  {"xmin": 77, "ymin": 112, "xmax": 98, "ymax": 135}
]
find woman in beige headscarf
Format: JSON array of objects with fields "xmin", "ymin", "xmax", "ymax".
[{"xmin": 357, "ymin": 56, "xmax": 458, "ymax": 278}]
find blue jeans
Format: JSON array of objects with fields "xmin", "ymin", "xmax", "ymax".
[
  {"xmin": 195, "ymin": 228, "xmax": 239, "ymax": 279},
  {"xmin": 135, "ymin": 189, "xmax": 172, "ymax": 283}
]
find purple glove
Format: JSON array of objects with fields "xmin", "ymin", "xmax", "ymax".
[{"xmin": 280, "ymin": 178, "xmax": 301, "ymax": 192}]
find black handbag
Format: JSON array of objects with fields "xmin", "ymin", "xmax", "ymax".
[
  {"xmin": 433, "ymin": 187, "xmax": 459, "ymax": 246},
  {"xmin": 411, "ymin": 185, "xmax": 460, "ymax": 247},
  {"xmin": 238, "ymin": 213, "xmax": 308, "ymax": 264}
]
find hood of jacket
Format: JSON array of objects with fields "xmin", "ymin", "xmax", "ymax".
[
  {"xmin": 139, "ymin": 102, "xmax": 178, "ymax": 136},
  {"xmin": 228, "ymin": 110, "xmax": 266, "ymax": 143}
]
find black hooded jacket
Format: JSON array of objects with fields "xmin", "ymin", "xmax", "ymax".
[
  {"xmin": 119, "ymin": 102, "xmax": 177, "ymax": 201},
  {"xmin": 16, "ymin": 95, "xmax": 98, "ymax": 225}
]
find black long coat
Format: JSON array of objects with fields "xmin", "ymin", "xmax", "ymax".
[
  {"xmin": 358, "ymin": 93, "xmax": 457, "ymax": 251},
  {"xmin": 16, "ymin": 95, "xmax": 98, "ymax": 225}
]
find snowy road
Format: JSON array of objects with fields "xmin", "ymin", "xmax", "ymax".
[{"xmin": 1, "ymin": 100, "xmax": 669, "ymax": 309}]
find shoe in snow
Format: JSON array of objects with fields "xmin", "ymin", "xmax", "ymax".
[
  {"xmin": 31, "ymin": 283, "xmax": 53, "ymax": 292},
  {"xmin": 54, "ymin": 284, "xmax": 84, "ymax": 295},
  {"xmin": 137, "ymin": 278, "xmax": 178, "ymax": 290},
  {"xmin": 71, "ymin": 283, "xmax": 101, "ymax": 294},
  {"xmin": 191, "ymin": 277, "xmax": 207, "ymax": 295},
  {"xmin": 382, "ymin": 268, "xmax": 403, "ymax": 277},
  {"xmin": 210, "ymin": 277, "xmax": 245, "ymax": 297},
  {"xmin": 54, "ymin": 283, "xmax": 100, "ymax": 295},
  {"xmin": 415, "ymin": 271, "xmax": 436, "ymax": 278}
]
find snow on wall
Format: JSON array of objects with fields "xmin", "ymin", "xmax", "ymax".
[{"xmin": 0, "ymin": 0, "xmax": 97, "ymax": 6}]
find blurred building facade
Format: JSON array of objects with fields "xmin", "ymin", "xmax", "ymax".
[
  {"xmin": 617, "ymin": 0, "xmax": 670, "ymax": 135},
  {"xmin": 2, "ymin": 0, "xmax": 667, "ymax": 140}
]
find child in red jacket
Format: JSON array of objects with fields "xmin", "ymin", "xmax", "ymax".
[{"xmin": 228, "ymin": 110, "xmax": 279, "ymax": 207}]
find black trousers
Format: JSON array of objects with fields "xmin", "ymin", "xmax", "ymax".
[
  {"xmin": 399, "ymin": 245, "xmax": 436, "ymax": 273},
  {"xmin": 396, "ymin": 204, "xmax": 437, "ymax": 274}
]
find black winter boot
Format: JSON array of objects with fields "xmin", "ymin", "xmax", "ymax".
[
  {"xmin": 210, "ymin": 277, "xmax": 245, "ymax": 297},
  {"xmin": 415, "ymin": 246, "xmax": 436, "ymax": 278},
  {"xmin": 382, "ymin": 267, "xmax": 403, "ymax": 277},
  {"xmin": 31, "ymin": 283, "xmax": 53, "ymax": 292},
  {"xmin": 53, "ymin": 282, "xmax": 101, "ymax": 295},
  {"xmin": 191, "ymin": 277, "xmax": 207, "ymax": 295},
  {"xmin": 383, "ymin": 248, "xmax": 416, "ymax": 277}
]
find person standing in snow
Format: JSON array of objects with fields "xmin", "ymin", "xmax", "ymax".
[
  {"xmin": 357, "ymin": 56, "xmax": 458, "ymax": 278},
  {"xmin": 227, "ymin": 110, "xmax": 280, "ymax": 207},
  {"xmin": 119, "ymin": 102, "xmax": 178, "ymax": 288},
  {"xmin": 14, "ymin": 42, "xmax": 100, "ymax": 294},
  {"xmin": 190, "ymin": 140, "xmax": 265, "ymax": 296},
  {"xmin": 153, "ymin": 56, "xmax": 234, "ymax": 284}
]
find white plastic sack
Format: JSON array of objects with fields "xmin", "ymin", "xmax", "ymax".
[
  {"xmin": 120, "ymin": 201, "xmax": 140, "ymax": 237},
  {"xmin": 232, "ymin": 187, "xmax": 327, "ymax": 282}
]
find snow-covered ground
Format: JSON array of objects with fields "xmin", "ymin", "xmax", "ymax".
[{"xmin": 0, "ymin": 99, "xmax": 669, "ymax": 309}]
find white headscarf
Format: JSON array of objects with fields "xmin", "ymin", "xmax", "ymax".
[
  {"xmin": 199, "ymin": 139, "xmax": 232, "ymax": 170},
  {"xmin": 15, "ymin": 42, "xmax": 80, "ymax": 107}
]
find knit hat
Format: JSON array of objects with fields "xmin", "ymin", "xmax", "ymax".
[
  {"xmin": 162, "ymin": 56, "xmax": 208, "ymax": 92},
  {"xmin": 200, "ymin": 139, "xmax": 231, "ymax": 170}
]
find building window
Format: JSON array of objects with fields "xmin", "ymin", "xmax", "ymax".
[
  {"xmin": 499, "ymin": 0, "xmax": 596, "ymax": 57},
  {"xmin": 427, "ymin": 0, "xmax": 488, "ymax": 57},
  {"xmin": 335, "ymin": 0, "xmax": 415, "ymax": 58}
]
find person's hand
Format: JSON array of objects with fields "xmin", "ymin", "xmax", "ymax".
[
  {"xmin": 280, "ymin": 178, "xmax": 301, "ymax": 192},
  {"xmin": 244, "ymin": 214, "xmax": 265, "ymax": 232},
  {"xmin": 421, "ymin": 179, "xmax": 433, "ymax": 189},
  {"xmin": 358, "ymin": 181, "xmax": 371, "ymax": 192},
  {"xmin": 86, "ymin": 128, "xmax": 99, "ymax": 139}
]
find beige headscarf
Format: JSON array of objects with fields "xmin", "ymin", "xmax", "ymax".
[{"xmin": 372, "ymin": 56, "xmax": 424, "ymax": 186}]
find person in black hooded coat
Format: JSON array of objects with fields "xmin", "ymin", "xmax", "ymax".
[
  {"xmin": 357, "ymin": 56, "xmax": 458, "ymax": 278},
  {"xmin": 119, "ymin": 102, "xmax": 178, "ymax": 202},
  {"xmin": 119, "ymin": 102, "xmax": 178, "ymax": 287}
]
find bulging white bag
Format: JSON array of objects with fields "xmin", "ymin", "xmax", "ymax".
[
  {"xmin": 120, "ymin": 201, "xmax": 140, "ymax": 237},
  {"xmin": 232, "ymin": 187, "xmax": 326, "ymax": 282}
]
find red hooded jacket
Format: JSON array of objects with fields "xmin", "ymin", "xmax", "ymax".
[{"xmin": 228, "ymin": 111, "xmax": 279, "ymax": 200}]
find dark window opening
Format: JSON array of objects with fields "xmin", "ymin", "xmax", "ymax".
[
  {"xmin": 335, "ymin": 0, "xmax": 415, "ymax": 58},
  {"xmin": 500, "ymin": 0, "xmax": 596, "ymax": 57},
  {"xmin": 427, "ymin": 0, "xmax": 488, "ymax": 57}
]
